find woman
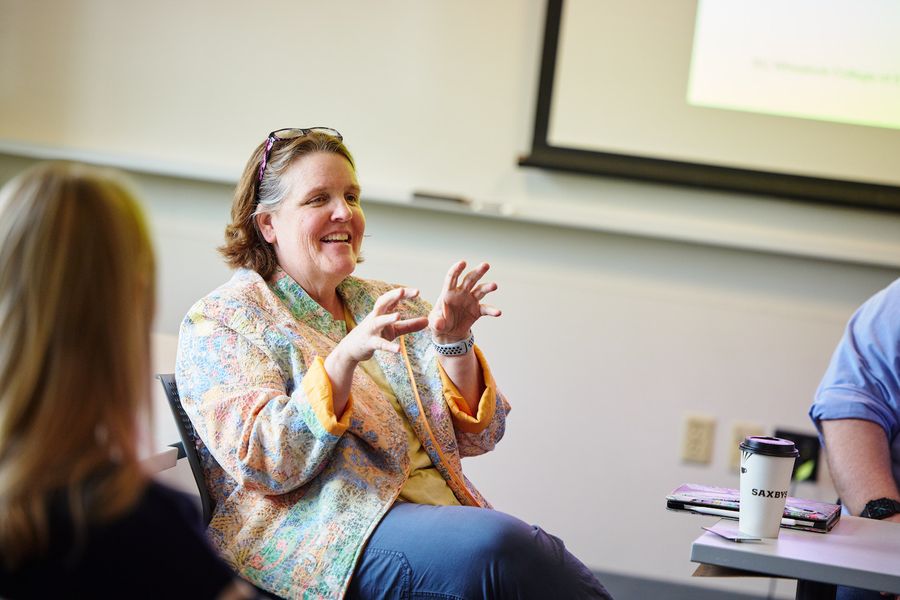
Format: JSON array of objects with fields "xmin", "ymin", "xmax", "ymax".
[
  {"xmin": 176, "ymin": 128, "xmax": 612, "ymax": 599},
  {"xmin": 0, "ymin": 162, "xmax": 253, "ymax": 599}
]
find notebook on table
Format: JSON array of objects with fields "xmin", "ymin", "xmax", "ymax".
[{"xmin": 666, "ymin": 483, "xmax": 841, "ymax": 533}]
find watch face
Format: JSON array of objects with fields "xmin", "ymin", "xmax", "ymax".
[{"xmin": 863, "ymin": 498, "xmax": 900, "ymax": 519}]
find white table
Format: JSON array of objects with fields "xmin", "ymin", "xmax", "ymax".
[
  {"xmin": 691, "ymin": 517, "xmax": 900, "ymax": 599},
  {"xmin": 140, "ymin": 445, "xmax": 179, "ymax": 473}
]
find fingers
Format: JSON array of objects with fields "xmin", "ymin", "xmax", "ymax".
[
  {"xmin": 347, "ymin": 313, "xmax": 401, "ymax": 359},
  {"xmin": 373, "ymin": 286, "xmax": 419, "ymax": 314},
  {"xmin": 365, "ymin": 264, "xmax": 501, "ymax": 355},
  {"xmin": 392, "ymin": 316, "xmax": 429, "ymax": 336},
  {"xmin": 370, "ymin": 312, "xmax": 402, "ymax": 330},
  {"xmin": 357, "ymin": 294, "xmax": 429, "ymax": 357},
  {"xmin": 480, "ymin": 304, "xmax": 502, "ymax": 317},
  {"xmin": 378, "ymin": 339, "xmax": 401, "ymax": 353},
  {"xmin": 444, "ymin": 261, "xmax": 491, "ymax": 293},
  {"xmin": 472, "ymin": 281, "xmax": 498, "ymax": 301},
  {"xmin": 460, "ymin": 262, "xmax": 490, "ymax": 292},
  {"xmin": 443, "ymin": 260, "xmax": 466, "ymax": 293}
]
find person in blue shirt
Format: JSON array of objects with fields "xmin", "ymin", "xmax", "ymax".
[{"xmin": 810, "ymin": 278, "xmax": 900, "ymax": 600}]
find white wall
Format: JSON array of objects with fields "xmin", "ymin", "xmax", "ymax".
[
  {"xmin": 3, "ymin": 0, "xmax": 900, "ymax": 268},
  {"xmin": 4, "ymin": 151, "xmax": 895, "ymax": 598},
  {"xmin": 146, "ymin": 175, "xmax": 895, "ymax": 600},
  {"xmin": 3, "ymin": 1, "xmax": 900, "ymax": 597}
]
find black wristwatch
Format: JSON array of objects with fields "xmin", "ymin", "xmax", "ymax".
[{"xmin": 860, "ymin": 497, "xmax": 900, "ymax": 519}]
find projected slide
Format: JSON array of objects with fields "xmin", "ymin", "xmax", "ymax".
[{"xmin": 688, "ymin": 0, "xmax": 900, "ymax": 130}]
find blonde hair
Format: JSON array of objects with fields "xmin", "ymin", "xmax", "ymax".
[
  {"xmin": 0, "ymin": 162, "xmax": 156, "ymax": 567},
  {"xmin": 219, "ymin": 130, "xmax": 356, "ymax": 279}
]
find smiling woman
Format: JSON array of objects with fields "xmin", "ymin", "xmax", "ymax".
[
  {"xmin": 256, "ymin": 151, "xmax": 365, "ymax": 313},
  {"xmin": 175, "ymin": 128, "xmax": 613, "ymax": 599}
]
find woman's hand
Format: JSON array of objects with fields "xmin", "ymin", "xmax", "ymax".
[
  {"xmin": 339, "ymin": 287, "xmax": 429, "ymax": 362},
  {"xmin": 326, "ymin": 287, "xmax": 428, "ymax": 418},
  {"xmin": 429, "ymin": 260, "xmax": 501, "ymax": 343}
]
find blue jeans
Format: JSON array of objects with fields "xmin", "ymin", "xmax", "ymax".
[{"xmin": 347, "ymin": 502, "xmax": 613, "ymax": 600}]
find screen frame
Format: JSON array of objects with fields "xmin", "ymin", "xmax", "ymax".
[{"xmin": 519, "ymin": 0, "xmax": 900, "ymax": 212}]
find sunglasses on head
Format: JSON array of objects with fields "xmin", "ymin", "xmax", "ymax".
[{"xmin": 256, "ymin": 127, "xmax": 343, "ymax": 185}]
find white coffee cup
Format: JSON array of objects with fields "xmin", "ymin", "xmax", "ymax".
[{"xmin": 738, "ymin": 436, "xmax": 799, "ymax": 538}]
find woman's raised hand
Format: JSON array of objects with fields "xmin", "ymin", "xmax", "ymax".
[
  {"xmin": 339, "ymin": 287, "xmax": 429, "ymax": 363},
  {"xmin": 429, "ymin": 261, "xmax": 501, "ymax": 343}
]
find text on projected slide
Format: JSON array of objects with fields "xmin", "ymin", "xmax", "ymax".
[{"xmin": 688, "ymin": 0, "xmax": 900, "ymax": 130}]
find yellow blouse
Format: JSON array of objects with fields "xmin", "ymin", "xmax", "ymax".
[{"xmin": 345, "ymin": 308, "xmax": 461, "ymax": 505}]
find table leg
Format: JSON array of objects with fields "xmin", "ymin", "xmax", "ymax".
[{"xmin": 795, "ymin": 579, "xmax": 835, "ymax": 600}]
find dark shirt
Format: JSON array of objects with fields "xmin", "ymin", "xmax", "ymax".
[{"xmin": 0, "ymin": 481, "xmax": 234, "ymax": 599}]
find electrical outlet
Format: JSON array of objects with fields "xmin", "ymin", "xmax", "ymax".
[
  {"xmin": 682, "ymin": 414, "xmax": 716, "ymax": 464},
  {"xmin": 729, "ymin": 422, "xmax": 765, "ymax": 470}
]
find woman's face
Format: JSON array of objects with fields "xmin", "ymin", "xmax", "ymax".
[{"xmin": 257, "ymin": 152, "xmax": 365, "ymax": 293}]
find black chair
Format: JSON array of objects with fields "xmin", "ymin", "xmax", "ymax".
[
  {"xmin": 157, "ymin": 373, "xmax": 214, "ymax": 525},
  {"xmin": 158, "ymin": 374, "xmax": 288, "ymax": 600}
]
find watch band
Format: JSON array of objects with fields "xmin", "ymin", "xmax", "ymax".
[
  {"xmin": 860, "ymin": 497, "xmax": 900, "ymax": 519},
  {"xmin": 432, "ymin": 332, "xmax": 475, "ymax": 356}
]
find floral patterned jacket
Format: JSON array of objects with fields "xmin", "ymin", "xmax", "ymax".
[{"xmin": 175, "ymin": 268, "xmax": 510, "ymax": 599}]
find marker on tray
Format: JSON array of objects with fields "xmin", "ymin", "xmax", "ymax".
[{"xmin": 412, "ymin": 191, "xmax": 471, "ymax": 206}]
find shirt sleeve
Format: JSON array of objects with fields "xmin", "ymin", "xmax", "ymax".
[
  {"xmin": 810, "ymin": 283, "xmax": 900, "ymax": 442},
  {"xmin": 176, "ymin": 302, "xmax": 353, "ymax": 495},
  {"xmin": 438, "ymin": 345, "xmax": 498, "ymax": 433}
]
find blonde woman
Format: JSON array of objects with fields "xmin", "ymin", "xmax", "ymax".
[{"xmin": 0, "ymin": 163, "xmax": 254, "ymax": 599}]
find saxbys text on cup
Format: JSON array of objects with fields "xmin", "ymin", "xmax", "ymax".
[{"xmin": 751, "ymin": 488, "xmax": 788, "ymax": 498}]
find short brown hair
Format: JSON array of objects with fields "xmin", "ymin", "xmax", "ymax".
[{"xmin": 219, "ymin": 131, "xmax": 355, "ymax": 279}]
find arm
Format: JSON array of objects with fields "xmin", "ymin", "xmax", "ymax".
[
  {"xmin": 176, "ymin": 288, "xmax": 427, "ymax": 494},
  {"xmin": 810, "ymin": 283, "xmax": 900, "ymax": 522},
  {"xmin": 452, "ymin": 385, "xmax": 511, "ymax": 458},
  {"xmin": 820, "ymin": 418, "xmax": 900, "ymax": 523},
  {"xmin": 176, "ymin": 306, "xmax": 350, "ymax": 495},
  {"xmin": 425, "ymin": 260, "xmax": 509, "ymax": 454},
  {"xmin": 325, "ymin": 287, "xmax": 428, "ymax": 417},
  {"xmin": 429, "ymin": 261, "xmax": 501, "ymax": 414},
  {"xmin": 437, "ymin": 347, "xmax": 484, "ymax": 415}
]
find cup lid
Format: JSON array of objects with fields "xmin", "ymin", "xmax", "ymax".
[{"xmin": 739, "ymin": 436, "xmax": 799, "ymax": 458}]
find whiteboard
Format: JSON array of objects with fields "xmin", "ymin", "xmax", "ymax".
[
  {"xmin": 4, "ymin": 0, "xmax": 900, "ymax": 266},
  {"xmin": 0, "ymin": 0, "xmax": 540, "ymax": 202}
]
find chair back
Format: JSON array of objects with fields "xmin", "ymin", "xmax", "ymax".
[{"xmin": 157, "ymin": 373, "xmax": 214, "ymax": 525}]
